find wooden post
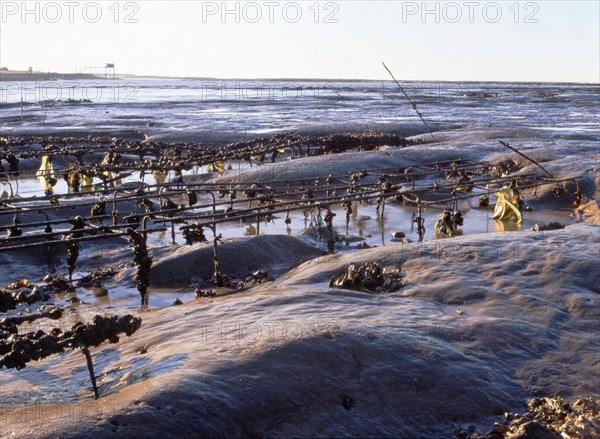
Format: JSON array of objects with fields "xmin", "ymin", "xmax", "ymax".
[{"xmin": 80, "ymin": 345, "xmax": 99, "ymax": 399}]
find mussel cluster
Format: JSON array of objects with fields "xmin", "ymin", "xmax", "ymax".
[
  {"xmin": 78, "ymin": 267, "xmax": 118, "ymax": 287},
  {"xmin": 194, "ymin": 288, "xmax": 216, "ymax": 298},
  {"xmin": 0, "ymin": 314, "xmax": 142, "ymax": 370},
  {"xmin": 0, "ymin": 151, "xmax": 20, "ymax": 177},
  {"xmin": 0, "ymin": 276, "xmax": 74, "ymax": 313},
  {"xmin": 126, "ymin": 228, "xmax": 153, "ymax": 304},
  {"xmin": 3, "ymin": 130, "xmax": 408, "ymax": 185},
  {"xmin": 457, "ymin": 397, "xmax": 600, "ymax": 439},
  {"xmin": 434, "ymin": 208, "xmax": 464, "ymax": 238},
  {"xmin": 0, "ymin": 284, "xmax": 52, "ymax": 313},
  {"xmin": 0, "ymin": 305, "xmax": 63, "ymax": 338},
  {"xmin": 329, "ymin": 262, "xmax": 404, "ymax": 293},
  {"xmin": 243, "ymin": 270, "xmax": 275, "ymax": 286},
  {"xmin": 314, "ymin": 130, "xmax": 406, "ymax": 154},
  {"xmin": 531, "ymin": 222, "xmax": 565, "ymax": 232},
  {"xmin": 182, "ymin": 224, "xmax": 207, "ymax": 245}
]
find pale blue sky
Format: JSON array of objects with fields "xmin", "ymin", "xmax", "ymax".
[{"xmin": 1, "ymin": 1, "xmax": 598, "ymax": 82}]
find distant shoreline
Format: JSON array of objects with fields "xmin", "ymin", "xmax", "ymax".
[
  {"xmin": 1, "ymin": 71, "xmax": 598, "ymax": 85},
  {"xmin": 0, "ymin": 72, "xmax": 111, "ymax": 82}
]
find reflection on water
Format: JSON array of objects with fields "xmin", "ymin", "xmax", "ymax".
[{"xmin": 493, "ymin": 219, "xmax": 523, "ymax": 233}]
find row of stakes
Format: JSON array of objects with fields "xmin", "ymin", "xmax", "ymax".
[{"xmin": 1, "ymin": 174, "xmax": 580, "ymax": 305}]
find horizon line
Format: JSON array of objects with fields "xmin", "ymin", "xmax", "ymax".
[
  {"xmin": 93, "ymin": 73, "xmax": 600, "ymax": 86},
  {"xmin": 1, "ymin": 69, "xmax": 598, "ymax": 85}
]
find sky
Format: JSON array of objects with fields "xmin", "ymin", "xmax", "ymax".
[{"xmin": 1, "ymin": 0, "xmax": 599, "ymax": 82}]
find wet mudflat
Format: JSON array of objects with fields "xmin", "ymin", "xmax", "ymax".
[{"xmin": 1, "ymin": 82, "xmax": 599, "ymax": 438}]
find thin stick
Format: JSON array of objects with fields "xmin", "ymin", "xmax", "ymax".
[
  {"xmin": 0, "ymin": 227, "xmax": 167, "ymax": 252},
  {"xmin": 80, "ymin": 345, "xmax": 99, "ymax": 399},
  {"xmin": 382, "ymin": 62, "xmax": 436, "ymax": 142},
  {"xmin": 499, "ymin": 140, "xmax": 553, "ymax": 178}
]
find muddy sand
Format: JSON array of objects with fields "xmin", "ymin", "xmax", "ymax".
[{"xmin": 0, "ymin": 123, "xmax": 599, "ymax": 439}]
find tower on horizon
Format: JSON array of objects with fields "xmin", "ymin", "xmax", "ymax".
[{"xmin": 105, "ymin": 63, "xmax": 115, "ymax": 79}]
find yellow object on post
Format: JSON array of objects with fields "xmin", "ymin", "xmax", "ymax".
[
  {"xmin": 82, "ymin": 173, "xmax": 94, "ymax": 191},
  {"xmin": 152, "ymin": 170, "xmax": 167, "ymax": 185},
  {"xmin": 492, "ymin": 190, "xmax": 522, "ymax": 223},
  {"xmin": 36, "ymin": 155, "xmax": 55, "ymax": 192},
  {"xmin": 212, "ymin": 161, "xmax": 225, "ymax": 173}
]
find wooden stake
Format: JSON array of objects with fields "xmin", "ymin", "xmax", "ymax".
[
  {"xmin": 498, "ymin": 140, "xmax": 553, "ymax": 178},
  {"xmin": 382, "ymin": 62, "xmax": 436, "ymax": 142},
  {"xmin": 80, "ymin": 345, "xmax": 99, "ymax": 399}
]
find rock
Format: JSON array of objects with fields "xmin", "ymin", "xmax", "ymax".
[
  {"xmin": 469, "ymin": 397, "xmax": 600, "ymax": 438},
  {"xmin": 6, "ymin": 279, "xmax": 29, "ymax": 290},
  {"xmin": 243, "ymin": 270, "xmax": 275, "ymax": 286},
  {"xmin": 329, "ymin": 262, "xmax": 404, "ymax": 293},
  {"xmin": 577, "ymin": 199, "xmax": 600, "ymax": 225},
  {"xmin": 0, "ymin": 314, "xmax": 142, "ymax": 370},
  {"xmin": 508, "ymin": 421, "xmax": 560, "ymax": 439},
  {"xmin": 194, "ymin": 289, "xmax": 216, "ymax": 298},
  {"xmin": 531, "ymin": 222, "xmax": 565, "ymax": 231},
  {"xmin": 92, "ymin": 286, "xmax": 109, "ymax": 297},
  {"xmin": 489, "ymin": 423, "xmax": 508, "ymax": 439},
  {"xmin": 252, "ymin": 270, "xmax": 270, "ymax": 280},
  {"xmin": 390, "ymin": 231, "xmax": 406, "ymax": 241},
  {"xmin": 341, "ymin": 395, "xmax": 354, "ymax": 410}
]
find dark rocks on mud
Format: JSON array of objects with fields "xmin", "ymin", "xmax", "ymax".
[
  {"xmin": 42, "ymin": 273, "xmax": 71, "ymax": 291},
  {"xmin": 459, "ymin": 396, "xmax": 600, "ymax": 439},
  {"xmin": 0, "ymin": 306, "xmax": 63, "ymax": 339},
  {"xmin": 0, "ymin": 273, "xmax": 80, "ymax": 313},
  {"xmin": 509, "ymin": 421, "xmax": 560, "ymax": 439},
  {"xmin": 244, "ymin": 270, "xmax": 275, "ymax": 285},
  {"xmin": 0, "ymin": 314, "xmax": 142, "ymax": 370},
  {"xmin": 78, "ymin": 267, "xmax": 118, "ymax": 287},
  {"xmin": 194, "ymin": 289, "xmax": 216, "ymax": 298},
  {"xmin": 314, "ymin": 130, "xmax": 407, "ymax": 154},
  {"xmin": 531, "ymin": 222, "xmax": 566, "ymax": 232},
  {"xmin": 329, "ymin": 262, "xmax": 404, "ymax": 293},
  {"xmin": 357, "ymin": 241, "xmax": 376, "ymax": 249},
  {"xmin": 0, "ymin": 281, "xmax": 52, "ymax": 313},
  {"xmin": 341, "ymin": 395, "xmax": 355, "ymax": 410},
  {"xmin": 390, "ymin": 231, "xmax": 406, "ymax": 241},
  {"xmin": 190, "ymin": 269, "xmax": 275, "ymax": 294}
]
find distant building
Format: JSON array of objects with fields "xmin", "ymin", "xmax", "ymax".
[{"xmin": 105, "ymin": 63, "xmax": 115, "ymax": 78}]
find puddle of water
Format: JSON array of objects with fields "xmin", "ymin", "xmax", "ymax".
[
  {"xmin": 79, "ymin": 285, "xmax": 197, "ymax": 310},
  {"xmin": 4, "ymin": 166, "xmax": 218, "ymax": 199},
  {"xmin": 155, "ymin": 197, "xmax": 571, "ymax": 248}
]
